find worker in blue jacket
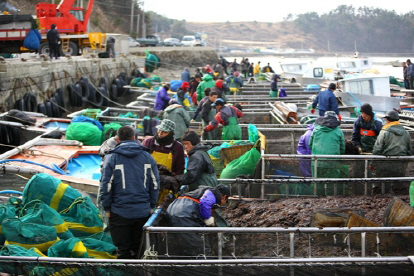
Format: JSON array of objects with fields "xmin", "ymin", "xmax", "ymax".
[
  {"xmin": 100, "ymin": 126, "xmax": 159, "ymax": 259},
  {"xmin": 311, "ymin": 83, "xmax": 341, "ymax": 121}
]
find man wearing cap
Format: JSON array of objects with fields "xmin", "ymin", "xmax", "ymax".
[
  {"xmin": 309, "ymin": 111, "xmax": 345, "ymax": 195},
  {"xmin": 351, "ymin": 103, "xmax": 383, "ymax": 153},
  {"xmin": 372, "ymin": 110, "xmax": 411, "ymax": 187},
  {"xmin": 204, "ymin": 99, "xmax": 243, "ymax": 140},
  {"xmin": 154, "ymin": 83, "xmax": 171, "ymax": 111},
  {"xmin": 201, "ymin": 91, "xmax": 218, "ymax": 140},
  {"xmin": 311, "ymin": 83, "xmax": 341, "ymax": 120},
  {"xmin": 142, "ymin": 119, "xmax": 185, "ymax": 175},
  {"xmin": 163, "ymin": 99, "xmax": 191, "ymax": 141},
  {"xmin": 165, "ymin": 184, "xmax": 230, "ymax": 256},
  {"xmin": 407, "ymin": 59, "xmax": 414, "ymax": 89}
]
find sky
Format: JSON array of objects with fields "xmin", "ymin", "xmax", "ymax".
[{"xmin": 143, "ymin": 0, "xmax": 411, "ymax": 22}]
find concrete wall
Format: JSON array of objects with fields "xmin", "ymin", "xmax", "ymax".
[{"xmin": 0, "ymin": 56, "xmax": 145, "ymax": 114}]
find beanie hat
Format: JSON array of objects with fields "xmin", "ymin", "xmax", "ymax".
[
  {"xmin": 234, "ymin": 71, "xmax": 240, "ymax": 77},
  {"xmin": 182, "ymin": 131, "xmax": 200, "ymax": 146},
  {"xmin": 328, "ymin": 83, "xmax": 337, "ymax": 90},
  {"xmin": 215, "ymin": 80, "xmax": 223, "ymax": 89},
  {"xmin": 215, "ymin": 184, "xmax": 230, "ymax": 197},
  {"xmin": 360, "ymin": 103, "xmax": 374, "ymax": 117},
  {"xmin": 181, "ymin": 81, "xmax": 189, "ymax": 91}
]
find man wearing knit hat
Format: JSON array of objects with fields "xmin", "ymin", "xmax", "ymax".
[
  {"xmin": 311, "ymin": 83, "xmax": 341, "ymax": 121},
  {"xmin": 351, "ymin": 103, "xmax": 382, "ymax": 153}
]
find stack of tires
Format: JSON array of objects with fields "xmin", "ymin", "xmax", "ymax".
[{"xmin": 67, "ymin": 77, "xmax": 109, "ymax": 108}]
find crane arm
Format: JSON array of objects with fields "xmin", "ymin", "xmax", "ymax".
[{"xmin": 57, "ymin": 0, "xmax": 75, "ymax": 16}]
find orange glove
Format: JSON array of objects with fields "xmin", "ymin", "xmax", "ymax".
[
  {"xmin": 311, "ymin": 109, "xmax": 315, "ymax": 114},
  {"xmin": 338, "ymin": 114, "xmax": 342, "ymax": 121}
]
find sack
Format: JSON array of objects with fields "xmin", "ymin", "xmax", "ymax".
[
  {"xmin": 59, "ymin": 197, "xmax": 103, "ymax": 237},
  {"xmin": 5, "ymin": 109, "xmax": 36, "ymax": 125},
  {"xmin": 101, "ymin": 123, "xmax": 122, "ymax": 144},
  {"xmin": 169, "ymin": 80, "xmax": 183, "ymax": 92},
  {"xmin": 3, "ymin": 219, "xmax": 59, "ymax": 253},
  {"xmin": 131, "ymin": 77, "xmax": 143, "ymax": 87},
  {"xmin": 137, "ymin": 78, "xmax": 152, "ymax": 88},
  {"xmin": 248, "ymin": 124, "xmax": 260, "ymax": 143},
  {"xmin": 151, "ymin": 75, "xmax": 162, "ymax": 82},
  {"xmin": 71, "ymin": 115, "xmax": 103, "ymax": 130},
  {"xmin": 82, "ymin": 237, "xmax": 117, "ymax": 259},
  {"xmin": 23, "ymin": 29, "xmax": 41, "ymax": 50},
  {"xmin": 0, "ymin": 245, "xmax": 45, "ymax": 275},
  {"xmin": 220, "ymin": 148, "xmax": 261, "ymax": 179},
  {"xmin": 47, "ymin": 237, "xmax": 89, "ymax": 258},
  {"xmin": 0, "ymin": 205, "xmax": 17, "ymax": 244},
  {"xmin": 66, "ymin": 122, "xmax": 102, "ymax": 146},
  {"xmin": 22, "ymin": 173, "xmax": 82, "ymax": 213},
  {"xmin": 145, "ymin": 52, "xmax": 159, "ymax": 72},
  {"xmin": 20, "ymin": 200, "xmax": 74, "ymax": 240}
]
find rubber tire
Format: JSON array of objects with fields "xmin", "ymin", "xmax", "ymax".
[
  {"xmin": 59, "ymin": 41, "xmax": 78, "ymax": 56},
  {"xmin": 89, "ymin": 86, "xmax": 104, "ymax": 108},
  {"xmin": 77, "ymin": 80, "xmax": 90, "ymax": 103},
  {"xmin": 37, "ymin": 103, "xmax": 47, "ymax": 115},
  {"xmin": 114, "ymin": 78, "xmax": 125, "ymax": 97},
  {"xmin": 74, "ymin": 84, "xmax": 84, "ymax": 107},
  {"xmin": 98, "ymin": 87, "xmax": 108, "ymax": 106},
  {"xmin": 23, "ymin": 93, "xmax": 37, "ymax": 112},
  {"xmin": 0, "ymin": 125, "xmax": 9, "ymax": 153},
  {"xmin": 118, "ymin": 72, "xmax": 127, "ymax": 84},
  {"xmin": 55, "ymin": 88, "xmax": 65, "ymax": 112},
  {"xmin": 38, "ymin": 42, "xmax": 50, "ymax": 56},
  {"xmin": 45, "ymin": 101, "xmax": 53, "ymax": 117},
  {"xmin": 7, "ymin": 126, "xmax": 20, "ymax": 146},
  {"xmin": 110, "ymin": 84, "xmax": 118, "ymax": 101},
  {"xmin": 67, "ymin": 84, "xmax": 78, "ymax": 107},
  {"xmin": 50, "ymin": 97, "xmax": 61, "ymax": 118},
  {"xmin": 52, "ymin": 93, "xmax": 63, "ymax": 116},
  {"xmin": 100, "ymin": 77, "xmax": 109, "ymax": 93},
  {"xmin": 14, "ymin": 99, "xmax": 24, "ymax": 111},
  {"xmin": 127, "ymin": 77, "xmax": 134, "ymax": 94}
]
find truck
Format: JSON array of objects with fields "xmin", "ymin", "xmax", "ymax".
[
  {"xmin": 0, "ymin": 0, "xmax": 107, "ymax": 56},
  {"xmin": 136, "ymin": 35, "xmax": 163, "ymax": 47}
]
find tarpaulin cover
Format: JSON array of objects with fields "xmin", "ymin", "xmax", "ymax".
[
  {"xmin": 71, "ymin": 115, "xmax": 103, "ymax": 130},
  {"xmin": 22, "ymin": 173, "xmax": 82, "ymax": 213}
]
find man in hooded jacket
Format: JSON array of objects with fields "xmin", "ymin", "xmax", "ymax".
[
  {"xmin": 196, "ymin": 74, "xmax": 215, "ymax": 102},
  {"xmin": 297, "ymin": 123, "xmax": 315, "ymax": 177},
  {"xmin": 163, "ymin": 99, "xmax": 191, "ymax": 141},
  {"xmin": 47, "ymin": 24, "xmax": 60, "ymax": 60},
  {"xmin": 154, "ymin": 83, "xmax": 171, "ymax": 111},
  {"xmin": 100, "ymin": 126, "xmax": 159, "ymax": 259},
  {"xmin": 351, "ymin": 103, "xmax": 382, "ymax": 153},
  {"xmin": 181, "ymin": 68, "xmax": 190, "ymax": 82},
  {"xmin": 311, "ymin": 83, "xmax": 341, "ymax": 120},
  {"xmin": 309, "ymin": 111, "xmax": 345, "ymax": 195}
]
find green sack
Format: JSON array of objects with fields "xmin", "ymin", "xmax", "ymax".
[
  {"xmin": 22, "ymin": 173, "xmax": 82, "ymax": 213},
  {"xmin": 47, "ymin": 237, "xmax": 89, "ymax": 258},
  {"xmin": 59, "ymin": 197, "xmax": 103, "ymax": 237},
  {"xmin": 80, "ymin": 231, "xmax": 113, "ymax": 244},
  {"xmin": 136, "ymin": 78, "xmax": 152, "ymax": 89},
  {"xmin": 20, "ymin": 200, "xmax": 74, "ymax": 240},
  {"xmin": 207, "ymin": 146, "xmax": 222, "ymax": 158},
  {"xmin": 0, "ymin": 245, "xmax": 45, "ymax": 275},
  {"xmin": 101, "ymin": 123, "xmax": 122, "ymax": 144},
  {"xmin": 151, "ymin": 75, "xmax": 162, "ymax": 82},
  {"xmin": 145, "ymin": 50, "xmax": 159, "ymax": 73},
  {"xmin": 82, "ymin": 238, "xmax": 117, "ymax": 259},
  {"xmin": 3, "ymin": 218, "xmax": 59, "ymax": 253},
  {"xmin": 220, "ymin": 148, "xmax": 261, "ymax": 179},
  {"xmin": 66, "ymin": 122, "xmax": 102, "ymax": 146},
  {"xmin": 269, "ymin": 90, "xmax": 278, "ymax": 97},
  {"xmin": 248, "ymin": 124, "xmax": 260, "ymax": 143},
  {"xmin": 130, "ymin": 77, "xmax": 143, "ymax": 87},
  {"xmin": 0, "ymin": 205, "xmax": 17, "ymax": 244}
]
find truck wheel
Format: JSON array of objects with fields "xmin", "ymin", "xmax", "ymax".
[
  {"xmin": 38, "ymin": 42, "xmax": 50, "ymax": 56},
  {"xmin": 141, "ymin": 43, "xmax": 146, "ymax": 47},
  {"xmin": 59, "ymin": 42, "xmax": 78, "ymax": 56}
]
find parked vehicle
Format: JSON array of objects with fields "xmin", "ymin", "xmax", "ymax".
[
  {"xmin": 163, "ymin": 38, "xmax": 182, "ymax": 47},
  {"xmin": 136, "ymin": 35, "xmax": 164, "ymax": 47},
  {"xmin": 181, "ymin": 35, "xmax": 201, "ymax": 47},
  {"xmin": 128, "ymin": 37, "xmax": 140, "ymax": 47}
]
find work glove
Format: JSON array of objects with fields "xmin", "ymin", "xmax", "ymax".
[
  {"xmin": 357, "ymin": 146, "xmax": 363, "ymax": 154},
  {"xmin": 190, "ymin": 119, "xmax": 195, "ymax": 122},
  {"xmin": 204, "ymin": 217, "xmax": 215, "ymax": 227},
  {"xmin": 203, "ymin": 126, "xmax": 210, "ymax": 132},
  {"xmin": 310, "ymin": 109, "xmax": 315, "ymax": 114},
  {"xmin": 338, "ymin": 114, "xmax": 342, "ymax": 121}
]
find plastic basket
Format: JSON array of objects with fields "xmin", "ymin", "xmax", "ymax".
[
  {"xmin": 82, "ymin": 109, "xmax": 101, "ymax": 119},
  {"xmin": 220, "ymin": 144, "xmax": 253, "ymax": 166},
  {"xmin": 210, "ymin": 156, "xmax": 224, "ymax": 177}
]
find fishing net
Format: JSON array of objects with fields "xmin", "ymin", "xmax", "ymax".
[
  {"xmin": 47, "ymin": 237, "xmax": 88, "ymax": 258},
  {"xmin": 101, "ymin": 123, "xmax": 122, "ymax": 144},
  {"xmin": 220, "ymin": 148, "xmax": 261, "ymax": 179},
  {"xmin": 66, "ymin": 122, "xmax": 102, "ymax": 146}
]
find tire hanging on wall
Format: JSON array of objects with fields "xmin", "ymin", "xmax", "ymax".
[
  {"xmin": 37, "ymin": 103, "xmax": 47, "ymax": 115},
  {"xmin": 50, "ymin": 97, "xmax": 61, "ymax": 118},
  {"xmin": 6, "ymin": 126, "xmax": 20, "ymax": 147},
  {"xmin": 114, "ymin": 78, "xmax": 125, "ymax": 97},
  {"xmin": 14, "ymin": 99, "xmax": 25, "ymax": 111},
  {"xmin": 23, "ymin": 93, "xmax": 37, "ymax": 112},
  {"xmin": 77, "ymin": 80, "xmax": 90, "ymax": 104},
  {"xmin": 45, "ymin": 101, "xmax": 53, "ymax": 117},
  {"xmin": 98, "ymin": 87, "xmax": 108, "ymax": 106},
  {"xmin": 110, "ymin": 84, "xmax": 118, "ymax": 101},
  {"xmin": 55, "ymin": 88, "xmax": 65, "ymax": 112},
  {"xmin": 100, "ymin": 77, "xmax": 109, "ymax": 93}
]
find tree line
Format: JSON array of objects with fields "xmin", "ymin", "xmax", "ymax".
[{"xmin": 294, "ymin": 5, "xmax": 414, "ymax": 53}]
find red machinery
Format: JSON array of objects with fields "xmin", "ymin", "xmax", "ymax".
[{"xmin": 36, "ymin": 0, "xmax": 93, "ymax": 34}]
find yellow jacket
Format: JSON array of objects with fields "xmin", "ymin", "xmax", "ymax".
[{"xmin": 253, "ymin": 64, "xmax": 260, "ymax": 74}]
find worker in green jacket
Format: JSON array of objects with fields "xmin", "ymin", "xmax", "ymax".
[
  {"xmin": 196, "ymin": 74, "xmax": 215, "ymax": 103},
  {"xmin": 309, "ymin": 111, "xmax": 345, "ymax": 195}
]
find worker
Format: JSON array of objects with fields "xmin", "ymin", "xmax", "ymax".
[
  {"xmin": 181, "ymin": 68, "xmax": 190, "ymax": 82},
  {"xmin": 204, "ymin": 98, "xmax": 243, "ymax": 140},
  {"xmin": 141, "ymin": 107, "xmax": 160, "ymax": 136},
  {"xmin": 154, "ymin": 83, "xmax": 171, "ymax": 111},
  {"xmin": 351, "ymin": 103, "xmax": 382, "ymax": 153},
  {"xmin": 100, "ymin": 126, "xmax": 159, "ymax": 259},
  {"xmin": 177, "ymin": 131, "xmax": 217, "ymax": 190},
  {"xmin": 196, "ymin": 74, "xmax": 215, "ymax": 103},
  {"xmin": 106, "ymin": 36, "xmax": 115, "ymax": 57},
  {"xmin": 297, "ymin": 123, "xmax": 315, "ymax": 177},
  {"xmin": 201, "ymin": 91, "xmax": 218, "ymax": 140},
  {"xmin": 192, "ymin": 88, "xmax": 211, "ymax": 121},
  {"xmin": 269, "ymin": 74, "xmax": 281, "ymax": 97},
  {"xmin": 372, "ymin": 110, "xmax": 411, "ymax": 187},
  {"xmin": 163, "ymin": 99, "xmax": 191, "ymax": 141},
  {"xmin": 211, "ymin": 79, "xmax": 227, "ymax": 101},
  {"xmin": 309, "ymin": 111, "xmax": 345, "ymax": 195},
  {"xmin": 164, "ymin": 184, "xmax": 230, "ymax": 256},
  {"xmin": 253, "ymin": 61, "xmax": 261, "ymax": 77},
  {"xmin": 47, "ymin": 24, "xmax": 60, "ymax": 60},
  {"xmin": 311, "ymin": 83, "xmax": 341, "ymax": 120},
  {"xmin": 262, "ymin": 63, "xmax": 275, "ymax": 73},
  {"xmin": 142, "ymin": 119, "xmax": 185, "ymax": 175},
  {"xmin": 226, "ymin": 71, "xmax": 243, "ymax": 95}
]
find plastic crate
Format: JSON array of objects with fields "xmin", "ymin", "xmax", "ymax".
[
  {"xmin": 220, "ymin": 144, "xmax": 253, "ymax": 166},
  {"xmin": 210, "ymin": 156, "xmax": 224, "ymax": 177}
]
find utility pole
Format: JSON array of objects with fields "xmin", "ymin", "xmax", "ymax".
[
  {"xmin": 130, "ymin": 0, "xmax": 134, "ymax": 35},
  {"xmin": 142, "ymin": 12, "xmax": 146, "ymax": 37},
  {"xmin": 136, "ymin": 14, "xmax": 140, "ymax": 36}
]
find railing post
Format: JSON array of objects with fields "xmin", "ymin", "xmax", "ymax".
[
  {"xmin": 364, "ymin": 159, "xmax": 368, "ymax": 196},
  {"xmin": 361, "ymin": 232, "xmax": 366, "ymax": 257},
  {"xmin": 261, "ymin": 156, "xmax": 265, "ymax": 199},
  {"xmin": 146, "ymin": 231, "xmax": 150, "ymax": 251},
  {"xmin": 289, "ymin": 232, "xmax": 295, "ymax": 258},
  {"xmin": 218, "ymin": 232, "xmax": 223, "ymax": 260},
  {"xmin": 313, "ymin": 158, "xmax": 318, "ymax": 196}
]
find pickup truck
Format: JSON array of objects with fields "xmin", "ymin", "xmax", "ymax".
[{"xmin": 136, "ymin": 35, "xmax": 164, "ymax": 47}]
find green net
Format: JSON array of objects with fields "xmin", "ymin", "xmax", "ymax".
[
  {"xmin": 47, "ymin": 237, "xmax": 89, "ymax": 258},
  {"xmin": 66, "ymin": 122, "xmax": 102, "ymax": 146},
  {"xmin": 220, "ymin": 148, "xmax": 261, "ymax": 179},
  {"xmin": 0, "ymin": 205, "xmax": 17, "ymax": 244},
  {"xmin": 248, "ymin": 124, "xmax": 260, "ymax": 143},
  {"xmin": 22, "ymin": 173, "xmax": 82, "ymax": 213},
  {"xmin": 136, "ymin": 78, "xmax": 152, "ymax": 88},
  {"xmin": 145, "ymin": 51, "xmax": 159, "ymax": 72},
  {"xmin": 59, "ymin": 197, "xmax": 103, "ymax": 237},
  {"xmin": 20, "ymin": 200, "xmax": 74, "ymax": 240},
  {"xmin": 131, "ymin": 77, "xmax": 142, "ymax": 86},
  {"xmin": 101, "ymin": 123, "xmax": 122, "ymax": 144},
  {"xmin": 0, "ymin": 245, "xmax": 45, "ymax": 275},
  {"xmin": 2, "ymin": 219, "xmax": 59, "ymax": 253},
  {"xmin": 82, "ymin": 238, "xmax": 117, "ymax": 259},
  {"xmin": 410, "ymin": 182, "xmax": 414, "ymax": 207},
  {"xmin": 151, "ymin": 75, "xmax": 162, "ymax": 82}
]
